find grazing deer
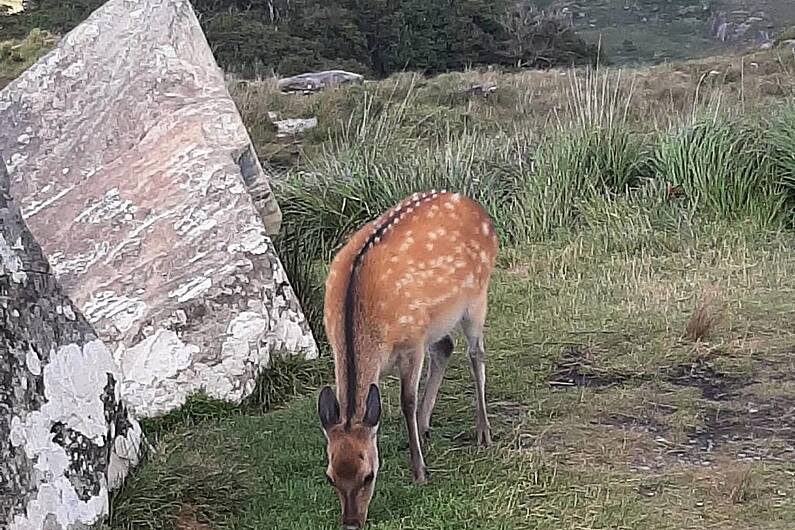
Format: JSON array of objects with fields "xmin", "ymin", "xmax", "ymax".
[{"xmin": 317, "ymin": 190, "xmax": 498, "ymax": 529}]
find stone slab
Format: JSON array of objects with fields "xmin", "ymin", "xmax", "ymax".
[
  {"xmin": 1, "ymin": 157, "xmax": 142, "ymax": 530},
  {"xmin": 0, "ymin": 0, "xmax": 318, "ymax": 418}
]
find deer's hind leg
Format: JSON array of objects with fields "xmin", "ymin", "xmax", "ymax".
[{"xmin": 461, "ymin": 289, "xmax": 492, "ymax": 448}]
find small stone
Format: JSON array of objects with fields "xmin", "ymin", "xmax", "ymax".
[{"xmin": 277, "ymin": 70, "xmax": 363, "ymax": 93}]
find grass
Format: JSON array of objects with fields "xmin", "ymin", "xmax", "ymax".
[
  {"xmin": 0, "ymin": 28, "xmax": 57, "ymax": 89},
  {"xmin": 229, "ymin": 46, "xmax": 795, "ymax": 170},
  {"xmin": 108, "ymin": 223, "xmax": 795, "ymax": 529},
  {"xmin": 106, "ymin": 44, "xmax": 795, "ymax": 529}
]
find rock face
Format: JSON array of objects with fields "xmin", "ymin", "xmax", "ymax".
[
  {"xmin": 277, "ymin": 69, "xmax": 364, "ymax": 93},
  {"xmin": 0, "ymin": 0, "xmax": 318, "ymax": 418},
  {"xmin": 708, "ymin": 10, "xmax": 774, "ymax": 47},
  {"xmin": 0, "ymin": 158, "xmax": 142, "ymax": 529}
]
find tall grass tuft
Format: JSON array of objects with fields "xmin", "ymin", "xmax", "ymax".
[
  {"xmin": 271, "ymin": 64, "xmax": 795, "ymax": 341},
  {"xmin": 521, "ymin": 67, "xmax": 648, "ymax": 236},
  {"xmin": 650, "ymin": 117, "xmax": 788, "ymax": 227},
  {"xmin": 767, "ymin": 105, "xmax": 795, "ymax": 223}
]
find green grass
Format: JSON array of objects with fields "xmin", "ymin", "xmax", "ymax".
[
  {"xmin": 110, "ymin": 45, "xmax": 795, "ymax": 530},
  {"xmin": 109, "ymin": 223, "xmax": 795, "ymax": 529},
  {"xmin": 0, "ymin": 28, "xmax": 56, "ymax": 89}
]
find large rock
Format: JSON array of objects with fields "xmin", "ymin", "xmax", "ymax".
[
  {"xmin": 277, "ymin": 69, "xmax": 364, "ymax": 93},
  {"xmin": 0, "ymin": 157, "xmax": 142, "ymax": 529},
  {"xmin": 0, "ymin": 0, "xmax": 318, "ymax": 418}
]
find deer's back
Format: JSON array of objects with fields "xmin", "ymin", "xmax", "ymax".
[{"xmin": 324, "ymin": 191, "xmax": 498, "ymax": 356}]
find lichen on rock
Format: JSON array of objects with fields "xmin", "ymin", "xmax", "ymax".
[{"xmin": 0, "ymin": 157, "xmax": 142, "ymax": 529}]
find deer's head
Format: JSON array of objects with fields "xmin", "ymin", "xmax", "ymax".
[{"xmin": 318, "ymin": 384, "xmax": 382, "ymax": 529}]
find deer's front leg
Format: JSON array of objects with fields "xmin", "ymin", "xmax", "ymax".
[{"xmin": 400, "ymin": 346, "xmax": 427, "ymax": 485}]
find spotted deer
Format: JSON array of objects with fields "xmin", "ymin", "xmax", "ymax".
[{"xmin": 317, "ymin": 190, "xmax": 498, "ymax": 529}]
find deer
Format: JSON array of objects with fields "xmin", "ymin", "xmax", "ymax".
[{"xmin": 317, "ymin": 189, "xmax": 498, "ymax": 529}]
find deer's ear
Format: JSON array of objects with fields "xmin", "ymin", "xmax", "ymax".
[
  {"xmin": 362, "ymin": 383, "xmax": 381, "ymax": 428},
  {"xmin": 318, "ymin": 386, "xmax": 340, "ymax": 431}
]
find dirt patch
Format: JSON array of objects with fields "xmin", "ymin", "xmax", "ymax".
[
  {"xmin": 693, "ymin": 397, "xmax": 795, "ymax": 461},
  {"xmin": 175, "ymin": 504, "xmax": 213, "ymax": 530},
  {"xmin": 663, "ymin": 359, "xmax": 750, "ymax": 401},
  {"xmin": 595, "ymin": 412, "xmax": 668, "ymax": 435},
  {"xmin": 753, "ymin": 347, "xmax": 795, "ymax": 382},
  {"xmin": 491, "ymin": 400, "xmax": 529, "ymax": 423},
  {"xmin": 548, "ymin": 346, "xmax": 633, "ymax": 389}
]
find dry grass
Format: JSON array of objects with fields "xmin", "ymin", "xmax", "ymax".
[
  {"xmin": 174, "ymin": 505, "xmax": 212, "ymax": 530},
  {"xmin": 685, "ymin": 284, "xmax": 726, "ymax": 342},
  {"xmin": 228, "ymin": 47, "xmax": 795, "ymax": 169}
]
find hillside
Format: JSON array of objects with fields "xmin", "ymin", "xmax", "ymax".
[
  {"xmin": 4, "ymin": 1, "xmax": 795, "ymax": 79},
  {"xmin": 563, "ymin": 0, "xmax": 795, "ymax": 64}
]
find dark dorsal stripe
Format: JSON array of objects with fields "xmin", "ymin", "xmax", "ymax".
[{"xmin": 342, "ymin": 190, "xmax": 445, "ymax": 427}]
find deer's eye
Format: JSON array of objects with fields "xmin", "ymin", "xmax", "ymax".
[
  {"xmin": 325, "ymin": 474, "xmax": 335, "ymax": 487},
  {"xmin": 363, "ymin": 472, "xmax": 374, "ymax": 485}
]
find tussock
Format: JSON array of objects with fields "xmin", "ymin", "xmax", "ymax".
[{"xmin": 685, "ymin": 284, "xmax": 726, "ymax": 342}]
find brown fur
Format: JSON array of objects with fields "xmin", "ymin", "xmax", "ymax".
[{"xmin": 318, "ymin": 190, "xmax": 498, "ymax": 528}]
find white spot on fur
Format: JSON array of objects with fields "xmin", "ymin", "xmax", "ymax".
[{"xmin": 482, "ymin": 221, "xmax": 490, "ymax": 235}]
